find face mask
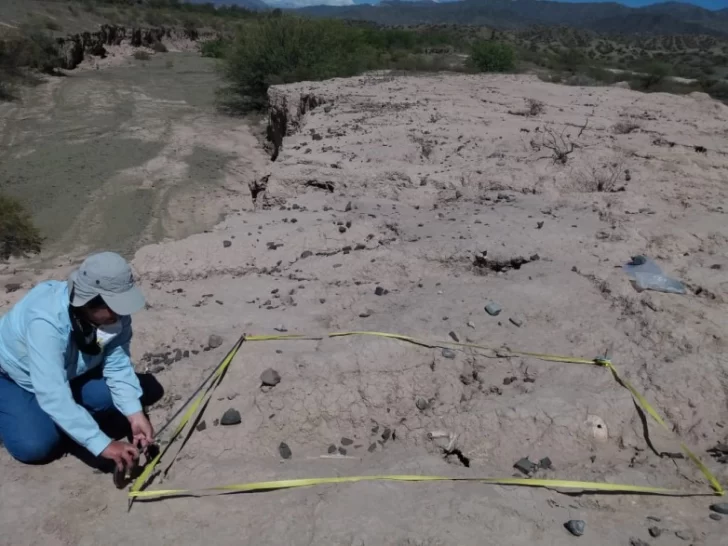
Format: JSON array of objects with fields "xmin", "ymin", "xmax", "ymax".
[{"xmin": 96, "ymin": 320, "xmax": 123, "ymax": 348}]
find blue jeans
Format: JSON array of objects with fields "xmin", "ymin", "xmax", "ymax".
[{"xmin": 0, "ymin": 370, "xmax": 163, "ymax": 464}]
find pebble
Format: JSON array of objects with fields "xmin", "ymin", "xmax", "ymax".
[
  {"xmin": 564, "ymin": 520, "xmax": 585, "ymax": 537},
  {"xmin": 345, "ymin": 201, "xmax": 352, "ymax": 211},
  {"xmin": 328, "ymin": 444, "xmax": 337, "ymax": 454},
  {"xmin": 416, "ymin": 398, "xmax": 429, "ymax": 411},
  {"xmin": 208, "ymin": 334, "xmax": 223, "ymax": 349},
  {"xmin": 709, "ymin": 514, "xmax": 722, "ymax": 521},
  {"xmin": 368, "ymin": 443, "xmax": 377, "ymax": 452},
  {"xmin": 213, "ymin": 418, "xmax": 219, "ymax": 426},
  {"xmin": 220, "ymin": 408, "xmax": 241, "ymax": 425},
  {"xmin": 442, "ymin": 348, "xmax": 456, "ymax": 359},
  {"xmin": 196, "ymin": 420, "xmax": 207, "ymax": 432},
  {"xmin": 675, "ymin": 530, "xmax": 691, "ymax": 541},
  {"xmin": 260, "ymin": 368, "xmax": 281, "ymax": 387},
  {"xmin": 223, "ymin": 240, "xmax": 232, "ymax": 248},
  {"xmin": 484, "ymin": 302, "xmax": 502, "ymax": 316},
  {"xmin": 381, "ymin": 428, "xmax": 392, "ymax": 442},
  {"xmin": 648, "ymin": 527, "xmax": 661, "ymax": 538},
  {"xmin": 629, "ymin": 539, "xmax": 650, "ymax": 546},
  {"xmin": 467, "ymin": 321, "xmax": 475, "ymax": 328},
  {"xmin": 300, "ymin": 250, "xmax": 313, "ymax": 259},
  {"xmin": 338, "ymin": 447, "xmax": 347, "ymax": 455},
  {"xmin": 374, "ymin": 286, "xmax": 387, "ymax": 296},
  {"xmin": 538, "ymin": 456, "xmax": 552, "ymax": 469},
  {"xmin": 448, "ymin": 331, "xmax": 459, "ymax": 342},
  {"xmin": 710, "ymin": 503, "xmax": 728, "ymax": 515},
  {"xmin": 279, "ymin": 442, "xmax": 292, "ymax": 459},
  {"xmin": 359, "ymin": 311, "xmax": 372, "ymax": 318},
  {"xmin": 513, "ymin": 457, "xmax": 537, "ymax": 475},
  {"xmin": 341, "ymin": 437, "xmax": 354, "ymax": 446},
  {"xmin": 509, "ymin": 317, "xmax": 523, "ymax": 328},
  {"xmin": 339, "ymin": 226, "xmax": 347, "ymax": 233}
]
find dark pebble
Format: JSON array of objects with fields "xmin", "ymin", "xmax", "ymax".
[
  {"xmin": 328, "ymin": 444, "xmax": 337, "ymax": 454},
  {"xmin": 442, "ymin": 348, "xmax": 456, "ymax": 359},
  {"xmin": 339, "ymin": 226, "xmax": 347, "ymax": 233},
  {"xmin": 381, "ymin": 428, "xmax": 392, "ymax": 442},
  {"xmin": 709, "ymin": 514, "xmax": 722, "ymax": 521},
  {"xmin": 449, "ymin": 331, "xmax": 459, "ymax": 342},
  {"xmin": 514, "ymin": 457, "xmax": 537, "ymax": 475},
  {"xmin": 368, "ymin": 443, "xmax": 377, "ymax": 452},
  {"xmin": 629, "ymin": 539, "xmax": 650, "ymax": 546},
  {"xmin": 341, "ymin": 437, "xmax": 354, "ymax": 446},
  {"xmin": 338, "ymin": 447, "xmax": 347, "ymax": 455},
  {"xmin": 220, "ymin": 408, "xmax": 241, "ymax": 425},
  {"xmin": 710, "ymin": 503, "xmax": 728, "ymax": 515},
  {"xmin": 416, "ymin": 398, "xmax": 429, "ymax": 411},
  {"xmin": 196, "ymin": 420, "xmax": 207, "ymax": 432},
  {"xmin": 260, "ymin": 368, "xmax": 281, "ymax": 387},
  {"xmin": 375, "ymin": 286, "xmax": 386, "ymax": 296},
  {"xmin": 183, "ymin": 350, "xmax": 190, "ymax": 358},
  {"xmin": 675, "ymin": 530, "xmax": 691, "ymax": 541},
  {"xmin": 213, "ymin": 419, "xmax": 219, "ymax": 426},
  {"xmin": 346, "ymin": 221, "xmax": 352, "ymax": 228},
  {"xmin": 301, "ymin": 250, "xmax": 313, "ymax": 259},
  {"xmin": 279, "ymin": 442, "xmax": 292, "ymax": 459},
  {"xmin": 223, "ymin": 240, "xmax": 232, "ymax": 248},
  {"xmin": 208, "ymin": 334, "xmax": 223, "ymax": 349},
  {"xmin": 564, "ymin": 520, "xmax": 585, "ymax": 537},
  {"xmin": 538, "ymin": 456, "xmax": 552, "ymax": 470},
  {"xmin": 648, "ymin": 526, "xmax": 661, "ymax": 538},
  {"xmin": 503, "ymin": 376, "xmax": 517, "ymax": 385}
]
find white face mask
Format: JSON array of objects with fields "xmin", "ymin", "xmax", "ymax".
[{"xmin": 96, "ymin": 320, "xmax": 123, "ymax": 348}]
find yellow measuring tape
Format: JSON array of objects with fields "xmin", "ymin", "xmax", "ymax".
[{"xmin": 129, "ymin": 330, "xmax": 724, "ymax": 505}]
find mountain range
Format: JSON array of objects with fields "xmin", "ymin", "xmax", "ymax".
[{"xmin": 289, "ymin": 1, "xmax": 728, "ymax": 36}]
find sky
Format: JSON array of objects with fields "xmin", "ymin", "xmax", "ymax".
[{"xmin": 261, "ymin": 0, "xmax": 728, "ymax": 9}]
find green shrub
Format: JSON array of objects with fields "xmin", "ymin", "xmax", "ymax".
[
  {"xmin": 151, "ymin": 41, "xmax": 168, "ymax": 53},
  {"xmin": 201, "ymin": 37, "xmax": 228, "ymax": 59},
  {"xmin": 1, "ymin": 31, "xmax": 63, "ymax": 74},
  {"xmin": 220, "ymin": 16, "xmax": 380, "ymax": 113},
  {"xmin": 637, "ymin": 62, "xmax": 671, "ymax": 90},
  {"xmin": 0, "ymin": 193, "xmax": 43, "ymax": 260},
  {"xmin": 133, "ymin": 50, "xmax": 151, "ymax": 61},
  {"xmin": 469, "ymin": 41, "xmax": 515, "ymax": 73}
]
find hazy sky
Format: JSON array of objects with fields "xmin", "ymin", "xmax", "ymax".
[{"xmin": 555, "ymin": 0, "xmax": 726, "ymax": 9}]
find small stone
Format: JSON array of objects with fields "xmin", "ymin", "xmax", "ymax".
[
  {"xmin": 648, "ymin": 527, "xmax": 661, "ymax": 538},
  {"xmin": 448, "ymin": 331, "xmax": 459, "ymax": 342},
  {"xmin": 709, "ymin": 514, "xmax": 722, "ymax": 521},
  {"xmin": 345, "ymin": 201, "xmax": 352, "ymax": 211},
  {"xmin": 328, "ymin": 444, "xmax": 337, "ymax": 454},
  {"xmin": 564, "ymin": 520, "xmax": 585, "ymax": 537},
  {"xmin": 301, "ymin": 250, "xmax": 313, "ymax": 259},
  {"xmin": 381, "ymin": 428, "xmax": 392, "ymax": 442},
  {"xmin": 220, "ymin": 408, "xmax": 241, "ymax": 425},
  {"xmin": 710, "ymin": 503, "xmax": 728, "ymax": 515},
  {"xmin": 346, "ymin": 221, "xmax": 352, "ymax": 228},
  {"xmin": 339, "ymin": 226, "xmax": 347, "ymax": 233},
  {"xmin": 646, "ymin": 516, "xmax": 661, "ymax": 522},
  {"xmin": 485, "ymin": 302, "xmax": 502, "ymax": 316},
  {"xmin": 442, "ymin": 348, "xmax": 456, "ymax": 359},
  {"xmin": 509, "ymin": 317, "xmax": 523, "ymax": 328},
  {"xmin": 629, "ymin": 539, "xmax": 650, "ymax": 546},
  {"xmin": 279, "ymin": 442, "xmax": 292, "ymax": 459},
  {"xmin": 196, "ymin": 420, "xmax": 207, "ymax": 432},
  {"xmin": 368, "ymin": 443, "xmax": 377, "ymax": 452},
  {"xmin": 675, "ymin": 530, "xmax": 691, "ymax": 541},
  {"xmin": 174, "ymin": 348, "xmax": 183, "ymax": 362},
  {"xmin": 514, "ymin": 457, "xmax": 537, "ymax": 475},
  {"xmin": 274, "ymin": 325, "xmax": 288, "ymax": 332},
  {"xmin": 208, "ymin": 334, "xmax": 223, "ymax": 349},
  {"xmin": 260, "ymin": 368, "xmax": 281, "ymax": 387},
  {"xmin": 416, "ymin": 398, "xmax": 429, "ymax": 411},
  {"xmin": 538, "ymin": 457, "xmax": 552, "ymax": 469},
  {"xmin": 319, "ymin": 298, "xmax": 326, "ymax": 304},
  {"xmin": 341, "ymin": 437, "xmax": 353, "ymax": 446},
  {"xmin": 213, "ymin": 419, "xmax": 219, "ymax": 426},
  {"xmin": 338, "ymin": 447, "xmax": 347, "ymax": 455},
  {"xmin": 374, "ymin": 286, "xmax": 386, "ymax": 296},
  {"xmin": 359, "ymin": 311, "xmax": 372, "ymax": 318},
  {"xmin": 183, "ymin": 350, "xmax": 190, "ymax": 358},
  {"xmin": 223, "ymin": 240, "xmax": 232, "ymax": 248},
  {"xmin": 536, "ymin": 221, "xmax": 544, "ymax": 229},
  {"xmin": 467, "ymin": 321, "xmax": 475, "ymax": 328}
]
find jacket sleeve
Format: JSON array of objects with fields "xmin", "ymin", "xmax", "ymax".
[
  {"xmin": 26, "ymin": 318, "xmax": 112, "ymax": 457},
  {"xmin": 102, "ymin": 317, "xmax": 143, "ymax": 417}
]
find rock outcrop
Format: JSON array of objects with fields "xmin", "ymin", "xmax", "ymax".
[{"xmin": 55, "ymin": 24, "xmax": 199, "ymax": 70}]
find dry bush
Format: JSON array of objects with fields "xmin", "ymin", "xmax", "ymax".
[
  {"xmin": 508, "ymin": 97, "xmax": 545, "ymax": 117},
  {"xmin": 575, "ymin": 153, "xmax": 627, "ymax": 192},
  {"xmin": 133, "ymin": 50, "xmax": 151, "ymax": 61},
  {"xmin": 0, "ymin": 193, "xmax": 43, "ymax": 260},
  {"xmin": 613, "ymin": 120, "xmax": 640, "ymax": 134},
  {"xmin": 151, "ymin": 41, "xmax": 168, "ymax": 53}
]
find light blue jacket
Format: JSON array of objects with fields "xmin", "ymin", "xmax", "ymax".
[{"xmin": 0, "ymin": 280, "xmax": 142, "ymax": 456}]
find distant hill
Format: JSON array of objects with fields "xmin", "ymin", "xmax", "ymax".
[
  {"xmin": 188, "ymin": 0, "xmax": 269, "ymax": 10},
  {"xmin": 296, "ymin": 0, "xmax": 728, "ymax": 36}
]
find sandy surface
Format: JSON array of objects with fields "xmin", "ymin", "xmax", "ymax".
[
  {"xmin": 1, "ymin": 72, "xmax": 728, "ymax": 545},
  {"xmin": 0, "ymin": 50, "xmax": 264, "ymax": 264}
]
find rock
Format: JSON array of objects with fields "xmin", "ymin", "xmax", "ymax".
[
  {"xmin": 345, "ymin": 201, "xmax": 352, "ymax": 212},
  {"xmin": 648, "ymin": 527, "xmax": 661, "ymax": 538},
  {"xmin": 538, "ymin": 457, "xmax": 552, "ymax": 469},
  {"xmin": 173, "ymin": 348, "xmax": 183, "ymax": 362},
  {"xmin": 220, "ymin": 408, "xmax": 241, "ymax": 425},
  {"xmin": 213, "ymin": 418, "xmax": 219, "ymax": 426},
  {"xmin": 467, "ymin": 321, "xmax": 475, "ymax": 328},
  {"xmin": 503, "ymin": 376, "xmax": 517, "ymax": 385},
  {"xmin": 709, "ymin": 514, "xmax": 722, "ymax": 521},
  {"xmin": 564, "ymin": 520, "xmax": 585, "ymax": 537},
  {"xmin": 381, "ymin": 428, "xmax": 392, "ymax": 442},
  {"xmin": 300, "ymin": 250, "xmax": 313, "ymax": 259},
  {"xmin": 338, "ymin": 447, "xmax": 347, "ymax": 455},
  {"xmin": 374, "ymin": 286, "xmax": 387, "ymax": 296},
  {"xmin": 279, "ymin": 442, "xmax": 292, "ymax": 459},
  {"xmin": 442, "ymin": 348, "xmax": 456, "ymax": 359},
  {"xmin": 484, "ymin": 302, "xmax": 502, "ymax": 316},
  {"xmin": 4, "ymin": 283, "xmax": 22, "ymax": 293},
  {"xmin": 629, "ymin": 539, "xmax": 650, "ymax": 546},
  {"xmin": 416, "ymin": 398, "xmax": 429, "ymax": 411},
  {"xmin": 60, "ymin": 38, "xmax": 84, "ymax": 70},
  {"xmin": 341, "ymin": 437, "xmax": 353, "ymax": 446},
  {"xmin": 328, "ymin": 444, "xmax": 337, "ymax": 454},
  {"xmin": 339, "ymin": 226, "xmax": 347, "ymax": 233},
  {"xmin": 208, "ymin": 334, "xmax": 223, "ymax": 349},
  {"xmin": 196, "ymin": 420, "xmax": 207, "ymax": 432},
  {"xmin": 536, "ymin": 221, "xmax": 544, "ymax": 229},
  {"xmin": 710, "ymin": 503, "xmax": 728, "ymax": 515},
  {"xmin": 359, "ymin": 310, "xmax": 372, "ymax": 318},
  {"xmin": 260, "ymin": 368, "xmax": 281, "ymax": 387},
  {"xmin": 675, "ymin": 530, "xmax": 691, "ymax": 541},
  {"xmin": 509, "ymin": 317, "xmax": 523, "ymax": 327},
  {"xmin": 449, "ymin": 331, "xmax": 459, "ymax": 342},
  {"xmin": 223, "ymin": 240, "xmax": 232, "ymax": 248},
  {"xmin": 368, "ymin": 443, "xmax": 377, "ymax": 452},
  {"xmin": 513, "ymin": 457, "xmax": 537, "ymax": 475},
  {"xmin": 274, "ymin": 325, "xmax": 288, "ymax": 332}
]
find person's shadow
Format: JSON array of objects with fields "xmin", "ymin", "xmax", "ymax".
[{"xmin": 67, "ymin": 373, "xmax": 164, "ymax": 474}]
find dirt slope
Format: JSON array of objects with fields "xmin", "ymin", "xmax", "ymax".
[{"xmin": 1, "ymin": 72, "xmax": 727, "ymax": 545}]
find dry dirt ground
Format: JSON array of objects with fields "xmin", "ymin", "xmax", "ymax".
[{"xmin": 1, "ymin": 72, "xmax": 728, "ymax": 545}]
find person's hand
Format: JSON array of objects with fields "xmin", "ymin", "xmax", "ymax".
[
  {"xmin": 101, "ymin": 440, "xmax": 138, "ymax": 470},
  {"xmin": 128, "ymin": 412, "xmax": 155, "ymax": 449}
]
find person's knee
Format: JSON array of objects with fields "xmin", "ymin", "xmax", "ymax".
[
  {"xmin": 5, "ymin": 431, "xmax": 62, "ymax": 464},
  {"xmin": 137, "ymin": 373, "xmax": 164, "ymax": 407}
]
